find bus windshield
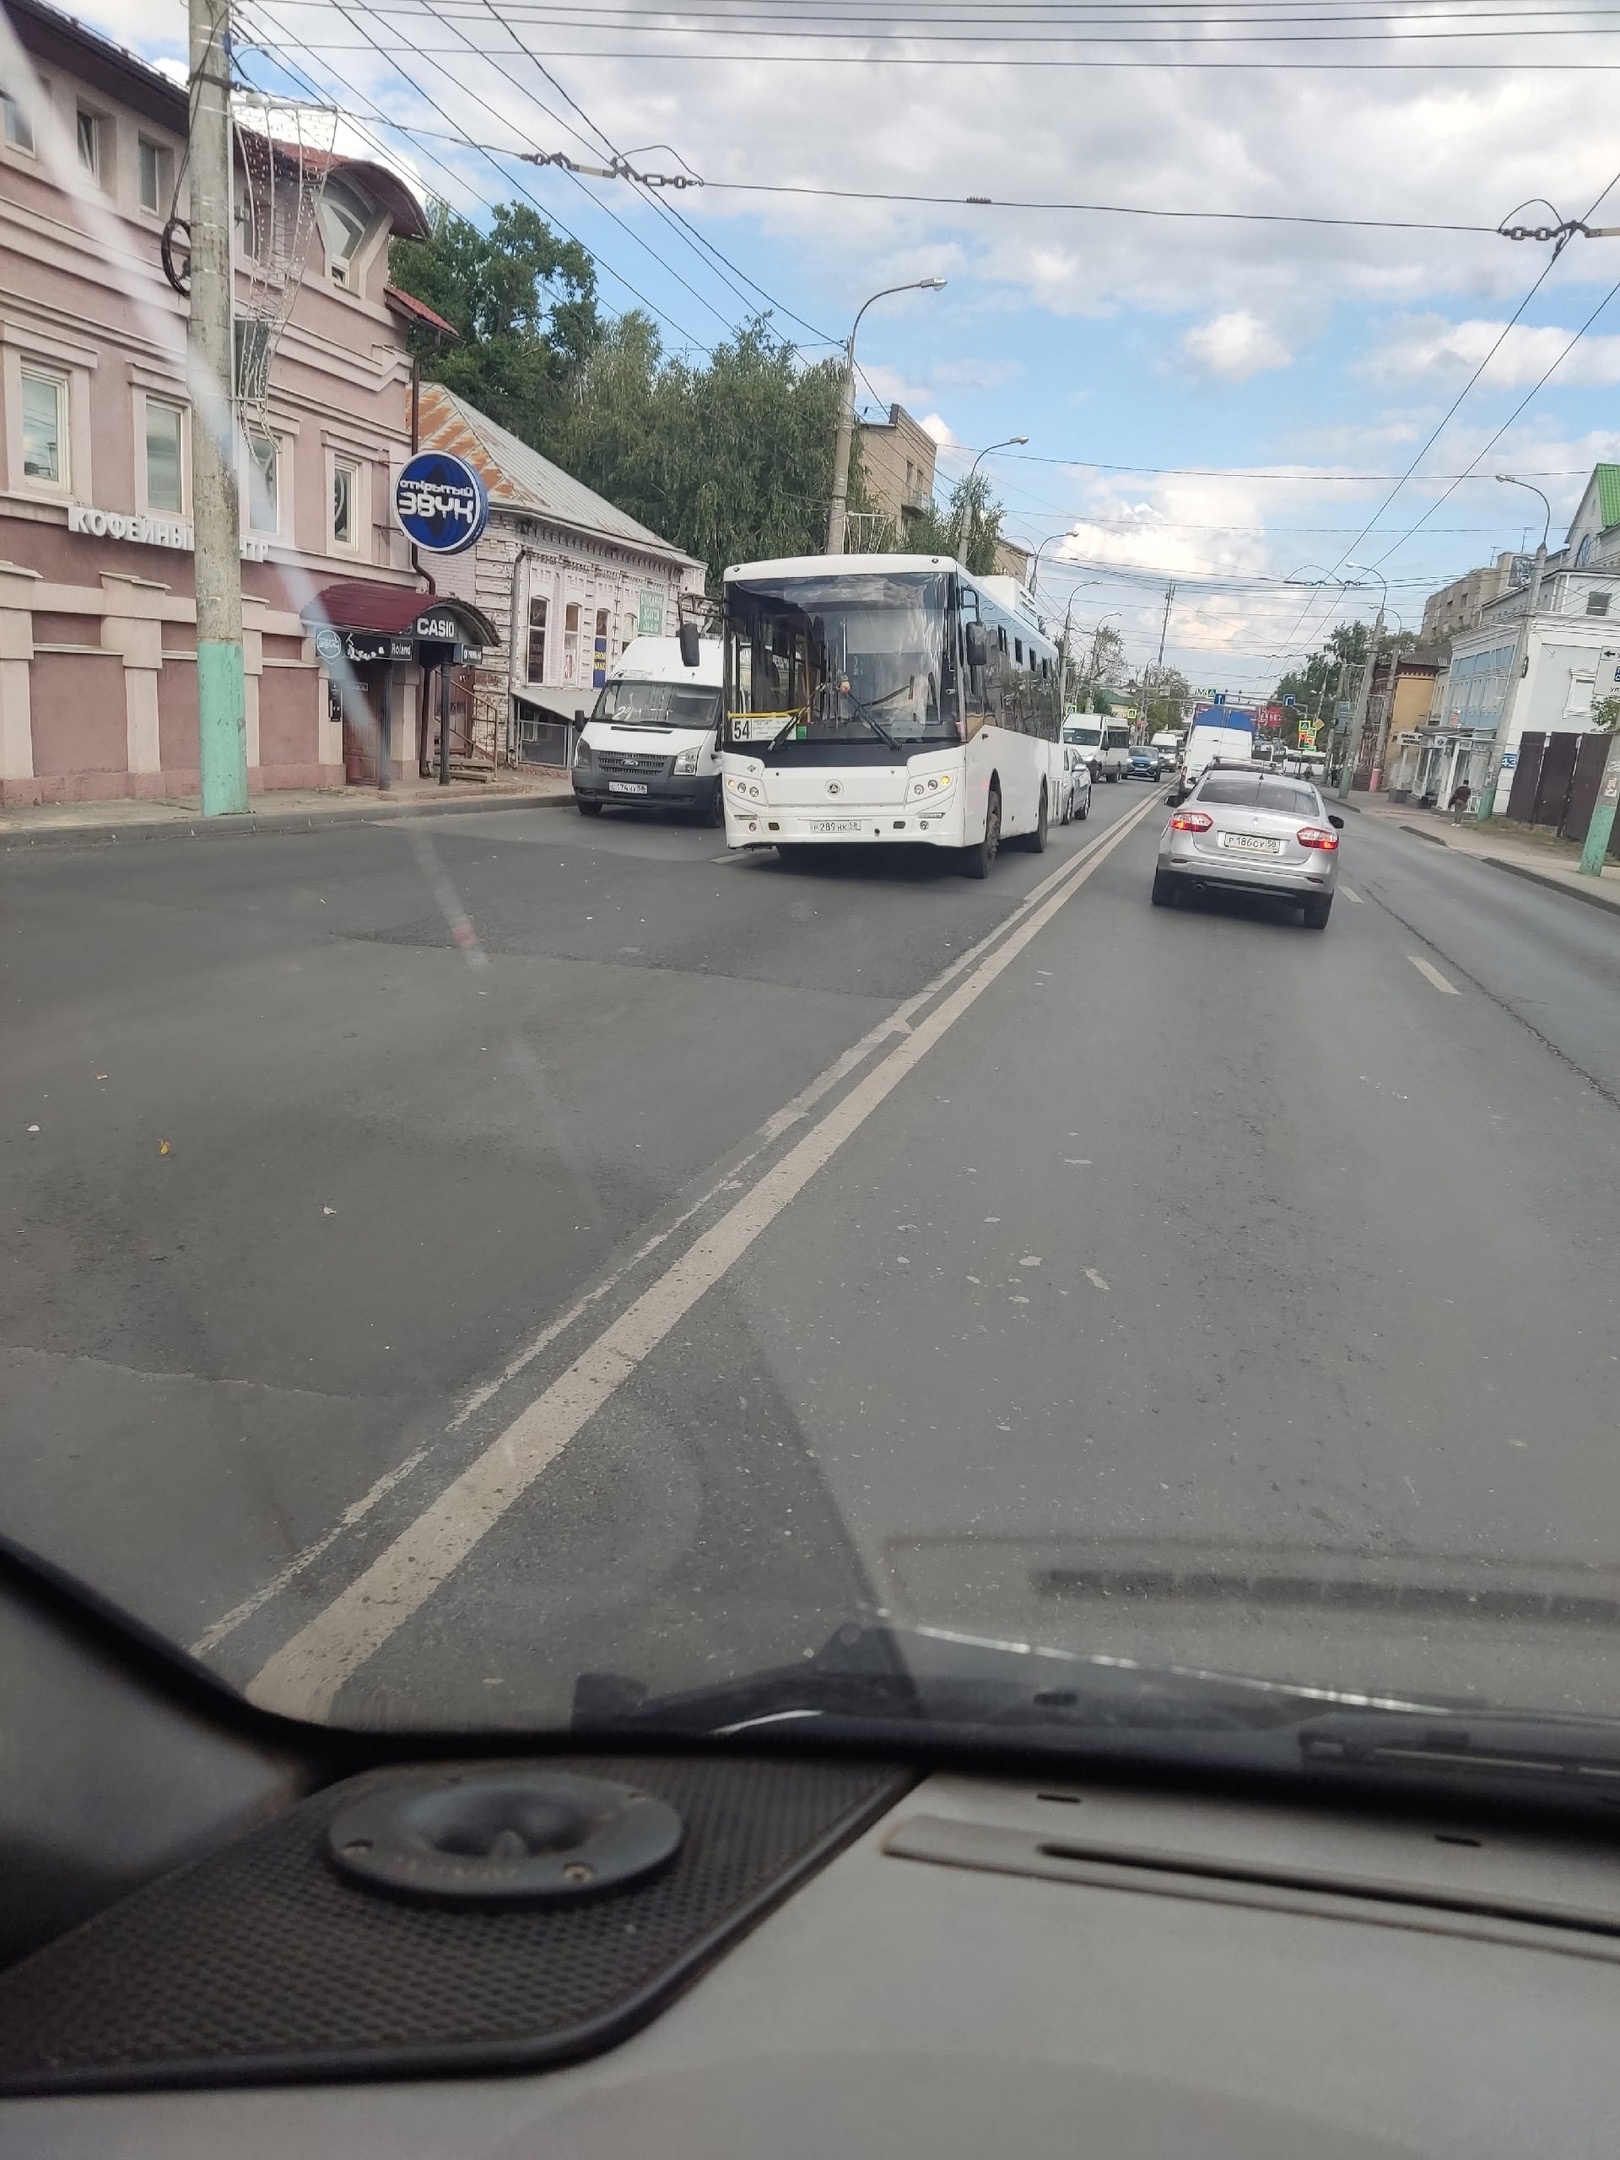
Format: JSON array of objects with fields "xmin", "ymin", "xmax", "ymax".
[{"xmin": 727, "ymin": 571, "xmax": 956, "ymax": 748}]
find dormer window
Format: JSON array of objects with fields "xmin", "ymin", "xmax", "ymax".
[{"xmin": 319, "ymin": 178, "xmax": 372, "ymax": 290}]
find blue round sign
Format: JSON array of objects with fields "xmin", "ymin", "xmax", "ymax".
[{"xmin": 395, "ymin": 451, "xmax": 489, "ymax": 556}]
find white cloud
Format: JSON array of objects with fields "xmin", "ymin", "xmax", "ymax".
[
  {"xmin": 1180, "ymin": 310, "xmax": 1292, "ymax": 383},
  {"xmin": 919, "ymin": 413, "xmax": 957, "ymax": 447},
  {"xmin": 1359, "ymin": 314, "xmax": 1620, "ymax": 388}
]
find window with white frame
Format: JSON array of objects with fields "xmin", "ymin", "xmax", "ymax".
[
  {"xmin": 526, "ymin": 597, "xmax": 548, "ymax": 682},
  {"xmin": 319, "ymin": 178, "xmax": 373, "ymax": 290},
  {"xmin": 138, "ymin": 136, "xmax": 171, "ymax": 216},
  {"xmin": 144, "ymin": 396, "xmax": 185, "ymax": 513},
  {"xmin": 20, "ymin": 365, "xmax": 68, "ymax": 491},
  {"xmin": 562, "ymin": 601, "xmax": 581, "ymax": 682},
  {"xmin": 246, "ymin": 428, "xmax": 281, "ymax": 535},
  {"xmin": 2, "ymin": 88, "xmax": 34, "ymax": 153},
  {"xmin": 331, "ymin": 457, "xmax": 361, "ymax": 551},
  {"xmin": 75, "ymin": 106, "xmax": 102, "ymax": 181}
]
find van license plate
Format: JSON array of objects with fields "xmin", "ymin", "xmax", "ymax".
[{"xmin": 608, "ymin": 781, "xmax": 649, "ymax": 795}]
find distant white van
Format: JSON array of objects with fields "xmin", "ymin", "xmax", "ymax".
[
  {"xmin": 1060, "ymin": 713, "xmax": 1131, "ymax": 782},
  {"xmin": 1169, "ymin": 724, "xmax": 1259, "ymax": 803},
  {"xmin": 573, "ymin": 633, "xmax": 724, "ymax": 823}
]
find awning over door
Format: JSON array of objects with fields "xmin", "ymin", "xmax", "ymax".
[{"xmin": 303, "ymin": 582, "xmax": 498, "ymax": 666}]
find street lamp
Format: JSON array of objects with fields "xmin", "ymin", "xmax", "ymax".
[
  {"xmin": 1483, "ymin": 475, "xmax": 1555, "ymax": 824},
  {"xmin": 825, "ymin": 276, "xmax": 948, "ymax": 556},
  {"xmin": 1025, "ymin": 528, "xmax": 1074, "ymax": 597},
  {"xmin": 950, "ymin": 435, "xmax": 1028, "ymax": 566}
]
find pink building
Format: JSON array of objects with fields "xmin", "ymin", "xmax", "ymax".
[{"xmin": 0, "ymin": 0, "xmax": 478, "ymax": 806}]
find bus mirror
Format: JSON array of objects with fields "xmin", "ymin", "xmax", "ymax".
[
  {"xmin": 964, "ymin": 622, "xmax": 989, "ymax": 669},
  {"xmin": 678, "ymin": 620, "xmax": 702, "ymax": 669}
]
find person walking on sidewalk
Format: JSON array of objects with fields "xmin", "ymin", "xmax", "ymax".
[{"xmin": 1449, "ymin": 780, "xmax": 1472, "ymax": 825}]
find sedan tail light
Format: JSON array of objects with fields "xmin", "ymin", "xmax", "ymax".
[
  {"xmin": 1297, "ymin": 825, "xmax": 1339, "ymax": 850},
  {"xmin": 1169, "ymin": 809, "xmax": 1213, "ymax": 831}
]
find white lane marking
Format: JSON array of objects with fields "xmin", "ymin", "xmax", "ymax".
[
  {"xmin": 1339, "ymin": 883, "xmax": 1363, "ymax": 903},
  {"xmin": 1407, "ymin": 953, "xmax": 1460, "ymax": 995},
  {"xmin": 1085, "ymin": 1268, "xmax": 1111, "ymax": 1292},
  {"xmin": 189, "ymin": 1448, "xmax": 429, "ymax": 1658},
  {"xmin": 244, "ymin": 792, "xmax": 1164, "ymax": 1720}
]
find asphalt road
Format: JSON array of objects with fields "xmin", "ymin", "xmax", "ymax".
[{"xmin": 5, "ymin": 786, "xmax": 1619, "ymax": 1729}]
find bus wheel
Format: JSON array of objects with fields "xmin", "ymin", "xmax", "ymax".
[
  {"xmin": 1017, "ymin": 784, "xmax": 1049, "ymax": 853},
  {"xmin": 961, "ymin": 783, "xmax": 1001, "ymax": 878}
]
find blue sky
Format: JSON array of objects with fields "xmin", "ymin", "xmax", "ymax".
[{"xmin": 79, "ymin": 0, "xmax": 1620, "ymax": 695}]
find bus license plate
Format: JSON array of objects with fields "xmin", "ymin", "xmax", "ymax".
[
  {"xmin": 608, "ymin": 781, "xmax": 649, "ymax": 795},
  {"xmin": 807, "ymin": 818, "xmax": 859, "ymax": 833}
]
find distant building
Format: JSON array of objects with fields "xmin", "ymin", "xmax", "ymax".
[
  {"xmin": 992, "ymin": 536, "xmax": 1033, "ymax": 585},
  {"xmin": 416, "ymin": 382, "xmax": 703, "ymax": 765},
  {"xmin": 1419, "ymin": 552, "xmax": 1524, "ymax": 649},
  {"xmin": 853, "ymin": 403, "xmax": 936, "ymax": 536}
]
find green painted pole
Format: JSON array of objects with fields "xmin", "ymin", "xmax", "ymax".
[
  {"xmin": 1578, "ymin": 738, "xmax": 1620, "ymax": 877},
  {"xmin": 188, "ymin": 0, "xmax": 248, "ymax": 817}
]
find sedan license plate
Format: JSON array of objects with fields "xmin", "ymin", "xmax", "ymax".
[
  {"xmin": 607, "ymin": 780, "xmax": 649, "ymax": 795},
  {"xmin": 1221, "ymin": 831, "xmax": 1284, "ymax": 855},
  {"xmin": 807, "ymin": 818, "xmax": 860, "ymax": 833}
]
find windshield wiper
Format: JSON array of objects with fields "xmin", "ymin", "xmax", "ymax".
[{"xmin": 571, "ymin": 1622, "xmax": 1620, "ymax": 1813}]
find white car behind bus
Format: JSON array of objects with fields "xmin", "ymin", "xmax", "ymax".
[{"xmin": 573, "ymin": 632, "xmax": 724, "ymax": 824}]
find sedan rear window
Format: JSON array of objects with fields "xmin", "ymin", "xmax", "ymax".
[{"xmin": 1195, "ymin": 773, "xmax": 1320, "ymax": 817}]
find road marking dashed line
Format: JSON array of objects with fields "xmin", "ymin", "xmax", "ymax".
[{"xmin": 1408, "ymin": 953, "xmax": 1459, "ymax": 995}]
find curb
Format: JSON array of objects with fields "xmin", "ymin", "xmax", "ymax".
[
  {"xmin": 1482, "ymin": 854, "xmax": 1620, "ymax": 919},
  {"xmin": 0, "ymin": 785, "xmax": 574, "ymax": 853}
]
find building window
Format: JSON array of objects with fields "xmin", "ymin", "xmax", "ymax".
[
  {"xmin": 144, "ymin": 397, "xmax": 185, "ymax": 513},
  {"xmin": 2, "ymin": 90, "xmax": 34, "ymax": 153},
  {"xmin": 246, "ymin": 429, "xmax": 279, "ymax": 534},
  {"xmin": 138, "ymin": 136, "xmax": 171, "ymax": 216},
  {"xmin": 75, "ymin": 107, "xmax": 101, "ymax": 180},
  {"xmin": 562, "ymin": 601, "xmax": 580, "ymax": 681},
  {"xmin": 332, "ymin": 458, "xmax": 359, "ymax": 549},
  {"xmin": 624, "ymin": 613, "xmax": 637, "ymax": 649},
  {"xmin": 20, "ymin": 366, "xmax": 67, "ymax": 490},
  {"xmin": 1586, "ymin": 590, "xmax": 1611, "ymax": 616},
  {"xmin": 526, "ymin": 596, "xmax": 547, "ymax": 681},
  {"xmin": 319, "ymin": 178, "xmax": 372, "ymax": 290}
]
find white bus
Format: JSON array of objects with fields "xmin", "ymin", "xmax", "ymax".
[{"xmin": 720, "ymin": 554, "xmax": 1062, "ymax": 876}]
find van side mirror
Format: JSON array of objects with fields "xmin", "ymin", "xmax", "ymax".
[
  {"xmin": 678, "ymin": 620, "xmax": 702, "ymax": 669},
  {"xmin": 964, "ymin": 622, "xmax": 989, "ymax": 669}
]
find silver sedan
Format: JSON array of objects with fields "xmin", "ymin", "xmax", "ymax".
[{"xmin": 1151, "ymin": 765, "xmax": 1344, "ymax": 928}]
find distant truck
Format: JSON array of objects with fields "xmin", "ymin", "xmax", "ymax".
[{"xmin": 1168, "ymin": 712, "xmax": 1259, "ymax": 804}]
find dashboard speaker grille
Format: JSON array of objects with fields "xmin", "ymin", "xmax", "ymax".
[{"xmin": 0, "ymin": 1753, "xmax": 907, "ymax": 2095}]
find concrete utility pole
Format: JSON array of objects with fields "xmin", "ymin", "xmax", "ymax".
[
  {"xmin": 1579, "ymin": 731, "xmax": 1620, "ymax": 876},
  {"xmin": 826, "ymin": 277, "xmax": 946, "ymax": 557},
  {"xmin": 188, "ymin": 0, "xmax": 248, "ymax": 815},
  {"xmin": 1337, "ymin": 608, "xmax": 1384, "ymax": 804}
]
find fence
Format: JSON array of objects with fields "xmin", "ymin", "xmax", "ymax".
[{"xmin": 1504, "ymin": 731, "xmax": 1620, "ymax": 855}]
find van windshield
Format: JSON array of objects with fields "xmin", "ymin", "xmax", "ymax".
[
  {"xmin": 1063, "ymin": 723, "xmax": 1102, "ymax": 746},
  {"xmin": 593, "ymin": 680, "xmax": 722, "ymax": 731}
]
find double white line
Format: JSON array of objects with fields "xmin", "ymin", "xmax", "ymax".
[{"xmin": 244, "ymin": 792, "xmax": 1166, "ymax": 1721}]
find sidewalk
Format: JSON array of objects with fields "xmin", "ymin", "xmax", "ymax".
[
  {"xmin": 0, "ymin": 767, "xmax": 574, "ymax": 850},
  {"xmin": 1346, "ymin": 790, "xmax": 1620, "ymax": 919}
]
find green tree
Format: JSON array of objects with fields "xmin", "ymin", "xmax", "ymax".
[
  {"xmin": 389, "ymin": 201, "xmax": 600, "ymax": 441},
  {"xmin": 1274, "ymin": 619, "xmax": 1417, "ymax": 746},
  {"xmin": 908, "ymin": 471, "xmax": 1005, "ymax": 576},
  {"xmin": 1138, "ymin": 666, "xmax": 1192, "ymax": 731}
]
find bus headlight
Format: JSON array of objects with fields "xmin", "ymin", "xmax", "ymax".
[
  {"xmin": 673, "ymin": 745, "xmax": 701, "ymax": 774},
  {"xmin": 725, "ymin": 775, "xmax": 764, "ymax": 800},
  {"xmin": 908, "ymin": 772, "xmax": 953, "ymax": 799}
]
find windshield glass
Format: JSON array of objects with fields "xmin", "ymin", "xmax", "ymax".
[
  {"xmin": 726, "ymin": 572, "xmax": 955, "ymax": 746},
  {"xmin": 5, "ymin": 0, "xmax": 1619, "ymax": 1781},
  {"xmin": 593, "ymin": 680, "xmax": 722, "ymax": 731}
]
